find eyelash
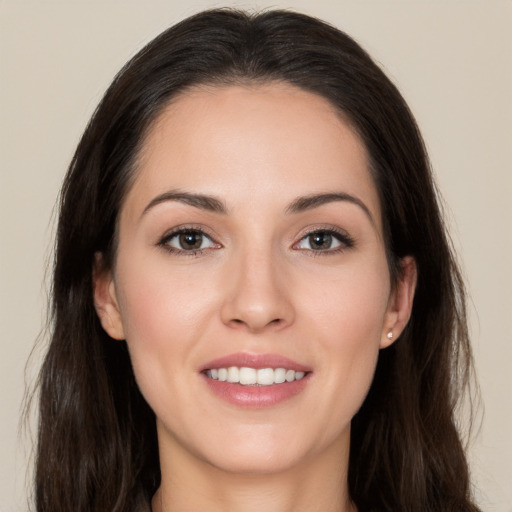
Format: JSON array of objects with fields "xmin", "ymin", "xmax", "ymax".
[
  {"xmin": 157, "ymin": 226, "xmax": 355, "ymax": 256},
  {"xmin": 293, "ymin": 227, "xmax": 355, "ymax": 255},
  {"xmin": 158, "ymin": 226, "xmax": 220, "ymax": 256}
]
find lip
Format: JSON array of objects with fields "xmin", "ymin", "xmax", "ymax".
[
  {"xmin": 200, "ymin": 352, "xmax": 312, "ymax": 373},
  {"xmin": 200, "ymin": 352, "xmax": 312, "ymax": 409}
]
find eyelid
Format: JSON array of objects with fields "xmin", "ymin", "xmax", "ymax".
[
  {"xmin": 156, "ymin": 223, "xmax": 354, "ymax": 256},
  {"xmin": 292, "ymin": 225, "xmax": 355, "ymax": 253},
  {"xmin": 158, "ymin": 224, "xmax": 222, "ymax": 254}
]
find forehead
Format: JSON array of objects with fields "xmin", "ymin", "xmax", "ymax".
[{"xmin": 123, "ymin": 83, "xmax": 381, "ymax": 224}]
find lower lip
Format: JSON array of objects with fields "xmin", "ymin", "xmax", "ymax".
[{"xmin": 202, "ymin": 374, "xmax": 311, "ymax": 408}]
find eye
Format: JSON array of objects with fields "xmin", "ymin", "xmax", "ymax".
[
  {"xmin": 294, "ymin": 229, "xmax": 354, "ymax": 252},
  {"xmin": 160, "ymin": 229, "xmax": 219, "ymax": 253}
]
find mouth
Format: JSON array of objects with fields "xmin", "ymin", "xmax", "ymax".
[
  {"xmin": 200, "ymin": 353, "xmax": 312, "ymax": 408},
  {"xmin": 203, "ymin": 367, "xmax": 307, "ymax": 386}
]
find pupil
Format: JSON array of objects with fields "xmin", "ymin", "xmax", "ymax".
[
  {"xmin": 180, "ymin": 232, "xmax": 202, "ymax": 250},
  {"xmin": 310, "ymin": 232, "xmax": 332, "ymax": 250}
]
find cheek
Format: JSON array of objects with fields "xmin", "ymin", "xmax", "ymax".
[
  {"xmin": 117, "ymin": 253, "xmax": 217, "ymax": 337},
  {"xmin": 300, "ymin": 259, "xmax": 390, "ymax": 412},
  {"xmin": 304, "ymin": 257, "xmax": 390, "ymax": 343},
  {"xmin": 113, "ymin": 258, "xmax": 219, "ymax": 396}
]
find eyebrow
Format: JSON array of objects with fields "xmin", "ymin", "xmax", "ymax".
[
  {"xmin": 141, "ymin": 190, "xmax": 228, "ymax": 217},
  {"xmin": 286, "ymin": 192, "xmax": 374, "ymax": 224},
  {"xmin": 141, "ymin": 190, "xmax": 374, "ymax": 224}
]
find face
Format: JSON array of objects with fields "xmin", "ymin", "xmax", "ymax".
[{"xmin": 94, "ymin": 83, "xmax": 415, "ymax": 476}]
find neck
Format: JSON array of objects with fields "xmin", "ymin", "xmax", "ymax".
[{"xmin": 152, "ymin": 424, "xmax": 356, "ymax": 512}]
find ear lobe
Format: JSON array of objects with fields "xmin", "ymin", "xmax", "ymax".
[
  {"xmin": 381, "ymin": 256, "xmax": 417, "ymax": 348},
  {"xmin": 93, "ymin": 253, "xmax": 125, "ymax": 340}
]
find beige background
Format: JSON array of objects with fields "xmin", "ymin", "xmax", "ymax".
[{"xmin": 1, "ymin": 1, "xmax": 511, "ymax": 511}]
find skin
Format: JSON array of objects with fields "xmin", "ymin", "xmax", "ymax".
[{"xmin": 94, "ymin": 83, "xmax": 416, "ymax": 512}]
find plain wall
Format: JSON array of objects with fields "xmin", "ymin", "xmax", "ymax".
[{"xmin": 1, "ymin": 1, "xmax": 511, "ymax": 511}]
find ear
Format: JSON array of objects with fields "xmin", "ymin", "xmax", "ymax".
[
  {"xmin": 381, "ymin": 256, "xmax": 417, "ymax": 348},
  {"xmin": 92, "ymin": 252, "xmax": 125, "ymax": 340}
]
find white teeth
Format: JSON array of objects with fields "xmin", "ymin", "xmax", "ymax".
[
  {"xmin": 274, "ymin": 368, "xmax": 286, "ymax": 384},
  {"xmin": 285, "ymin": 369, "xmax": 295, "ymax": 382},
  {"xmin": 256, "ymin": 368, "xmax": 274, "ymax": 386},
  {"xmin": 205, "ymin": 367, "xmax": 307, "ymax": 385},
  {"xmin": 227, "ymin": 366, "xmax": 239, "ymax": 383},
  {"xmin": 240, "ymin": 367, "xmax": 257, "ymax": 384}
]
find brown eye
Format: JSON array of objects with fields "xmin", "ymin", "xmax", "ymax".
[
  {"xmin": 308, "ymin": 232, "xmax": 334, "ymax": 250},
  {"xmin": 294, "ymin": 229, "xmax": 354, "ymax": 253},
  {"xmin": 178, "ymin": 231, "xmax": 204, "ymax": 250},
  {"xmin": 162, "ymin": 229, "xmax": 218, "ymax": 252},
  {"xmin": 296, "ymin": 230, "xmax": 341, "ymax": 251}
]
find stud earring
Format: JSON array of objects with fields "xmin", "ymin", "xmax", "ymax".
[{"xmin": 387, "ymin": 331, "xmax": 393, "ymax": 340}]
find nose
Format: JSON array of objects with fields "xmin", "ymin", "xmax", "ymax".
[{"xmin": 220, "ymin": 248, "xmax": 295, "ymax": 333}]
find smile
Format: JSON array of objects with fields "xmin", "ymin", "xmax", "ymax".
[
  {"xmin": 200, "ymin": 353, "xmax": 312, "ymax": 407},
  {"xmin": 204, "ymin": 367, "xmax": 307, "ymax": 386}
]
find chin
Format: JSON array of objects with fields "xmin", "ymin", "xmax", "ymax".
[
  {"xmin": 205, "ymin": 447, "xmax": 305, "ymax": 476},
  {"xmin": 193, "ymin": 423, "xmax": 346, "ymax": 477}
]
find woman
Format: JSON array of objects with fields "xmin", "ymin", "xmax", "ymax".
[{"xmin": 34, "ymin": 8, "xmax": 481, "ymax": 512}]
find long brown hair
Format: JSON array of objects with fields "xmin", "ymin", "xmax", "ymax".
[{"xmin": 32, "ymin": 8, "xmax": 480, "ymax": 511}]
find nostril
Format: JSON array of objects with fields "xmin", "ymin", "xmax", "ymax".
[
  {"xmin": 229, "ymin": 319, "xmax": 244, "ymax": 327},
  {"xmin": 227, "ymin": 317, "xmax": 284, "ymax": 331}
]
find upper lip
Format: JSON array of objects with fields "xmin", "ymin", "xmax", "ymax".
[{"xmin": 200, "ymin": 352, "xmax": 312, "ymax": 373}]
